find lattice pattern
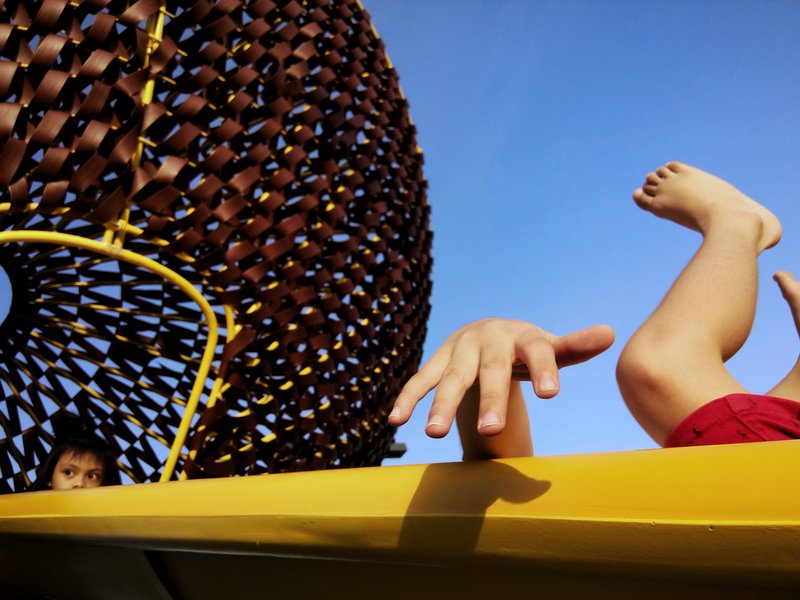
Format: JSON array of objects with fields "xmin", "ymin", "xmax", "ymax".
[
  {"xmin": 0, "ymin": 215, "xmax": 216, "ymax": 491},
  {"xmin": 0, "ymin": 0, "xmax": 431, "ymax": 492}
]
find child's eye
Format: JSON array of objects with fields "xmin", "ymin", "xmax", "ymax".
[
  {"xmin": 62, "ymin": 469, "xmax": 73, "ymax": 476},
  {"xmin": 88, "ymin": 473, "xmax": 99, "ymax": 480}
]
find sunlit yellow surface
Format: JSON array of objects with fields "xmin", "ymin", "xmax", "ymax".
[{"xmin": 1, "ymin": 441, "xmax": 799, "ymax": 599}]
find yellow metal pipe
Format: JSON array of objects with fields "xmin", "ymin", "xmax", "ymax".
[
  {"xmin": 177, "ymin": 304, "xmax": 236, "ymax": 480},
  {"xmin": 106, "ymin": 4, "xmax": 168, "ymax": 248}
]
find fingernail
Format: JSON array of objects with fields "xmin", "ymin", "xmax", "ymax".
[
  {"xmin": 426, "ymin": 415, "xmax": 445, "ymax": 430},
  {"xmin": 538, "ymin": 376, "xmax": 558, "ymax": 393},
  {"xmin": 389, "ymin": 407, "xmax": 401, "ymax": 419},
  {"xmin": 478, "ymin": 411, "xmax": 501, "ymax": 430}
]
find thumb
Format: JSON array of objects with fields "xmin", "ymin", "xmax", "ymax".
[{"xmin": 552, "ymin": 324, "xmax": 615, "ymax": 368}]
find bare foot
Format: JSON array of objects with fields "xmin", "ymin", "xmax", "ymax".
[
  {"xmin": 774, "ymin": 271, "xmax": 800, "ymax": 335},
  {"xmin": 633, "ymin": 161, "xmax": 782, "ymax": 252}
]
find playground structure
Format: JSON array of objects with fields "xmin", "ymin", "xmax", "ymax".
[
  {"xmin": 0, "ymin": 0, "xmax": 431, "ymax": 491},
  {"xmin": 0, "ymin": 2, "xmax": 799, "ymax": 598}
]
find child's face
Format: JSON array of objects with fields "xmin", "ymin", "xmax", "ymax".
[{"xmin": 50, "ymin": 450, "xmax": 105, "ymax": 490}]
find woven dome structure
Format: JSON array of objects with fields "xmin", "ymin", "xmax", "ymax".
[{"xmin": 0, "ymin": 0, "xmax": 432, "ymax": 493}]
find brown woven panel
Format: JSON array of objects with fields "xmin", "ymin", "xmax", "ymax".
[{"xmin": 0, "ymin": 0, "xmax": 431, "ymax": 491}]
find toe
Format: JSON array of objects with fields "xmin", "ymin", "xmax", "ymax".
[
  {"xmin": 656, "ymin": 166, "xmax": 672, "ymax": 178},
  {"xmin": 774, "ymin": 271, "xmax": 800, "ymax": 299},
  {"xmin": 642, "ymin": 182, "xmax": 658, "ymax": 196},
  {"xmin": 633, "ymin": 188, "xmax": 654, "ymax": 206},
  {"xmin": 666, "ymin": 161, "xmax": 685, "ymax": 173},
  {"xmin": 645, "ymin": 171, "xmax": 660, "ymax": 185}
]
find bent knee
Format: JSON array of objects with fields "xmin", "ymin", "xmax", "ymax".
[
  {"xmin": 616, "ymin": 336, "xmax": 678, "ymax": 398},
  {"xmin": 615, "ymin": 338, "xmax": 689, "ymax": 441}
]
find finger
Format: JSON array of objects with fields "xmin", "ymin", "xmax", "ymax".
[
  {"xmin": 425, "ymin": 346, "xmax": 480, "ymax": 438},
  {"xmin": 552, "ymin": 324, "xmax": 615, "ymax": 367},
  {"xmin": 388, "ymin": 374, "xmax": 427, "ymax": 426},
  {"xmin": 475, "ymin": 343, "xmax": 513, "ymax": 435},
  {"xmin": 517, "ymin": 336, "xmax": 560, "ymax": 399},
  {"xmin": 388, "ymin": 344, "xmax": 454, "ymax": 426}
]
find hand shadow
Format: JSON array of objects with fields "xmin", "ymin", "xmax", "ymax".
[{"xmin": 397, "ymin": 460, "xmax": 551, "ymax": 555}]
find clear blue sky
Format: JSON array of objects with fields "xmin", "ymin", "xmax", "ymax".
[{"xmin": 368, "ymin": 0, "xmax": 800, "ymax": 465}]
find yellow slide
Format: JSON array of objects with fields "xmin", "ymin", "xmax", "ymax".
[{"xmin": 1, "ymin": 441, "xmax": 799, "ymax": 599}]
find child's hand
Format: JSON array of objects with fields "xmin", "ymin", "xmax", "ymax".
[{"xmin": 388, "ymin": 318, "xmax": 615, "ymax": 438}]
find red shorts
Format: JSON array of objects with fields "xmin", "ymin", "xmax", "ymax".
[{"xmin": 664, "ymin": 393, "xmax": 800, "ymax": 448}]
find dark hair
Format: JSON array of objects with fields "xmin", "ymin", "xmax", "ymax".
[{"xmin": 29, "ymin": 433, "xmax": 122, "ymax": 491}]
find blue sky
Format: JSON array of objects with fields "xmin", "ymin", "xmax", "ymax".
[{"xmin": 368, "ymin": 0, "xmax": 800, "ymax": 464}]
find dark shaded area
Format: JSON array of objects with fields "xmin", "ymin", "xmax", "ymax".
[
  {"xmin": 2, "ymin": 535, "xmax": 797, "ymax": 600},
  {"xmin": 399, "ymin": 461, "xmax": 551, "ymax": 553}
]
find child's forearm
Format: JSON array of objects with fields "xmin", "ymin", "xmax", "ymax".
[{"xmin": 456, "ymin": 382, "xmax": 534, "ymax": 460}]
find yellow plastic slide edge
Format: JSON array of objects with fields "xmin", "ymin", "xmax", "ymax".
[{"xmin": 0, "ymin": 441, "xmax": 798, "ymax": 585}]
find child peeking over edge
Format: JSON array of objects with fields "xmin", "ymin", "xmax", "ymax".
[{"xmin": 28, "ymin": 416, "xmax": 121, "ymax": 491}]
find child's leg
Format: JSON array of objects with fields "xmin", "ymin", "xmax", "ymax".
[
  {"xmin": 765, "ymin": 271, "xmax": 800, "ymax": 400},
  {"xmin": 616, "ymin": 162, "xmax": 782, "ymax": 445}
]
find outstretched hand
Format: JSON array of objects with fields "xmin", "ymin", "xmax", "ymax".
[{"xmin": 388, "ymin": 319, "xmax": 615, "ymax": 439}]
